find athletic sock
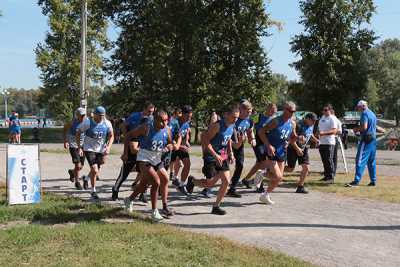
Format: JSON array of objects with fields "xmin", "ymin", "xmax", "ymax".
[{"xmin": 91, "ymin": 187, "xmax": 96, "ymax": 193}]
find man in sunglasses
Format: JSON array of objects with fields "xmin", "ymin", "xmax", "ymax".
[
  {"xmin": 257, "ymin": 101, "xmax": 297, "ymax": 204},
  {"xmin": 318, "ymin": 104, "xmax": 338, "ymax": 183}
]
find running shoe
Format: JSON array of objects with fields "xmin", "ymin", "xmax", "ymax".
[
  {"xmin": 82, "ymin": 175, "xmax": 89, "ymax": 190},
  {"xmin": 111, "ymin": 186, "xmax": 118, "ymax": 201},
  {"xmin": 368, "ymin": 182, "xmax": 376, "ymax": 186},
  {"xmin": 186, "ymin": 176, "xmax": 195, "ymax": 194},
  {"xmin": 345, "ymin": 181, "xmax": 359, "ymax": 187},
  {"xmin": 151, "ymin": 209, "xmax": 164, "ymax": 222},
  {"xmin": 259, "ymin": 193, "xmax": 274, "ymax": 205},
  {"xmin": 161, "ymin": 207, "xmax": 175, "ymax": 217},
  {"xmin": 91, "ymin": 192, "xmax": 99, "ymax": 200},
  {"xmin": 295, "ymin": 186, "xmax": 308, "ymax": 194},
  {"xmin": 75, "ymin": 181, "xmax": 82, "ymax": 190},
  {"xmin": 177, "ymin": 185, "xmax": 188, "ymax": 196},
  {"xmin": 124, "ymin": 197, "xmax": 134, "ymax": 213},
  {"xmin": 68, "ymin": 169, "xmax": 74, "ymax": 182},
  {"xmin": 211, "ymin": 206, "xmax": 226, "ymax": 215},
  {"xmin": 255, "ymin": 182, "xmax": 265, "ymax": 193}
]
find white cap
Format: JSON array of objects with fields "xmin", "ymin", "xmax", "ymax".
[
  {"xmin": 75, "ymin": 107, "xmax": 86, "ymax": 117},
  {"xmin": 356, "ymin": 100, "xmax": 368, "ymax": 108}
]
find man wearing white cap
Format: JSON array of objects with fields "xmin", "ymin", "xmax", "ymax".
[
  {"xmin": 63, "ymin": 108, "xmax": 86, "ymax": 190},
  {"xmin": 346, "ymin": 100, "xmax": 384, "ymax": 187}
]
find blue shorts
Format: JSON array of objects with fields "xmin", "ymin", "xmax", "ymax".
[
  {"xmin": 253, "ymin": 144, "xmax": 266, "ymax": 163},
  {"xmin": 10, "ymin": 128, "xmax": 21, "ymax": 134}
]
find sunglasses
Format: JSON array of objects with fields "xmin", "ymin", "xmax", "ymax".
[{"xmin": 286, "ymin": 108, "xmax": 296, "ymax": 113}]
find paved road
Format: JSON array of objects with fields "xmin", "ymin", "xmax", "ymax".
[{"xmin": 1, "ymin": 144, "xmax": 400, "ymax": 267}]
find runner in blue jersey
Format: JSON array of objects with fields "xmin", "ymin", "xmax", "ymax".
[
  {"xmin": 257, "ymin": 101, "xmax": 297, "ymax": 205},
  {"xmin": 123, "ymin": 110, "xmax": 176, "ymax": 222},
  {"xmin": 242, "ymin": 103, "xmax": 277, "ymax": 192},
  {"xmin": 111, "ymin": 102, "xmax": 155, "ymax": 201},
  {"xmin": 171, "ymin": 105, "xmax": 194, "ymax": 196},
  {"xmin": 8, "ymin": 113, "xmax": 22, "ymax": 144},
  {"xmin": 63, "ymin": 108, "xmax": 86, "ymax": 190},
  {"xmin": 76, "ymin": 106, "xmax": 114, "ymax": 200},
  {"xmin": 186, "ymin": 104, "xmax": 239, "ymax": 215},
  {"xmin": 286, "ymin": 112, "xmax": 318, "ymax": 194},
  {"xmin": 226, "ymin": 100, "xmax": 256, "ymax": 198}
]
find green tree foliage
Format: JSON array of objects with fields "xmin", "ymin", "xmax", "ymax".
[
  {"xmin": 366, "ymin": 39, "xmax": 400, "ymax": 124},
  {"xmin": 35, "ymin": 0, "xmax": 109, "ymax": 121},
  {"xmin": 101, "ymin": 0, "xmax": 273, "ymax": 116},
  {"xmin": 290, "ymin": 0, "xmax": 376, "ymax": 115}
]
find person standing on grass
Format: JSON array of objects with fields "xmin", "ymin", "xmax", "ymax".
[
  {"xmin": 285, "ymin": 112, "xmax": 318, "ymax": 194},
  {"xmin": 226, "ymin": 100, "xmax": 256, "ymax": 198},
  {"xmin": 8, "ymin": 113, "xmax": 21, "ymax": 144},
  {"xmin": 257, "ymin": 101, "xmax": 297, "ymax": 205},
  {"xmin": 241, "ymin": 103, "xmax": 277, "ymax": 192},
  {"xmin": 186, "ymin": 104, "xmax": 239, "ymax": 215},
  {"xmin": 76, "ymin": 106, "xmax": 114, "ymax": 200},
  {"xmin": 64, "ymin": 108, "xmax": 86, "ymax": 190},
  {"xmin": 171, "ymin": 105, "xmax": 193, "ymax": 196},
  {"xmin": 318, "ymin": 104, "xmax": 338, "ymax": 184},
  {"xmin": 346, "ymin": 100, "xmax": 384, "ymax": 187},
  {"xmin": 123, "ymin": 110, "xmax": 176, "ymax": 222}
]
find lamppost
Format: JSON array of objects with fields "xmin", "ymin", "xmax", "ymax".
[
  {"xmin": 0, "ymin": 87, "xmax": 10, "ymax": 120},
  {"xmin": 80, "ymin": 0, "xmax": 88, "ymax": 113}
]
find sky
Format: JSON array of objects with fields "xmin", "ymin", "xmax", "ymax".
[{"xmin": 0, "ymin": 0, "xmax": 399, "ymax": 89}]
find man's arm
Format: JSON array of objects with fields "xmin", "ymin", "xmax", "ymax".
[
  {"xmin": 320, "ymin": 118, "xmax": 337, "ymax": 136},
  {"xmin": 63, "ymin": 122, "xmax": 71, "ymax": 149},
  {"xmin": 258, "ymin": 119, "xmax": 278, "ymax": 147}
]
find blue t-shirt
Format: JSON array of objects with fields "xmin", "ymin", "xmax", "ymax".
[
  {"xmin": 178, "ymin": 121, "xmax": 191, "ymax": 142},
  {"xmin": 267, "ymin": 116, "xmax": 293, "ymax": 158},
  {"xmin": 296, "ymin": 121, "xmax": 314, "ymax": 148},
  {"xmin": 139, "ymin": 124, "xmax": 169, "ymax": 151},
  {"xmin": 360, "ymin": 109, "xmax": 377, "ymax": 139},
  {"xmin": 9, "ymin": 116, "xmax": 21, "ymax": 132},
  {"xmin": 235, "ymin": 117, "xmax": 254, "ymax": 134},
  {"xmin": 255, "ymin": 114, "xmax": 273, "ymax": 145},
  {"xmin": 204, "ymin": 119, "xmax": 235, "ymax": 162},
  {"xmin": 168, "ymin": 118, "xmax": 180, "ymax": 139},
  {"xmin": 67, "ymin": 118, "xmax": 85, "ymax": 148}
]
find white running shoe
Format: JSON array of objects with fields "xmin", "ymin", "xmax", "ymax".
[
  {"xmin": 254, "ymin": 170, "xmax": 264, "ymax": 187},
  {"xmin": 259, "ymin": 193, "xmax": 275, "ymax": 205},
  {"xmin": 124, "ymin": 197, "xmax": 134, "ymax": 213},
  {"xmin": 151, "ymin": 209, "xmax": 163, "ymax": 222}
]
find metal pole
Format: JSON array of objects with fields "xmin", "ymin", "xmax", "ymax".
[
  {"xmin": 80, "ymin": 0, "xmax": 87, "ymax": 113},
  {"xmin": 4, "ymin": 94, "xmax": 8, "ymax": 119}
]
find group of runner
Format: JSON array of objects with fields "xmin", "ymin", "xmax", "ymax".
[{"xmin": 63, "ymin": 99, "xmax": 323, "ymax": 222}]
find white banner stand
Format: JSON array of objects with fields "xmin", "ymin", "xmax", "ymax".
[{"xmin": 7, "ymin": 144, "xmax": 41, "ymax": 205}]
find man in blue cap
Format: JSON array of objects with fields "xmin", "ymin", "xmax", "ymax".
[
  {"xmin": 76, "ymin": 106, "xmax": 114, "ymax": 199},
  {"xmin": 346, "ymin": 100, "xmax": 384, "ymax": 187}
]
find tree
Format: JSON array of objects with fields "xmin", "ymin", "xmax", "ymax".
[
  {"xmin": 290, "ymin": 0, "xmax": 376, "ymax": 115},
  {"xmin": 0, "ymin": 88, "xmax": 41, "ymax": 117},
  {"xmin": 366, "ymin": 39, "xmax": 400, "ymax": 125},
  {"xmin": 35, "ymin": 0, "xmax": 109, "ymax": 121},
  {"xmin": 101, "ymin": 0, "xmax": 274, "ymax": 141}
]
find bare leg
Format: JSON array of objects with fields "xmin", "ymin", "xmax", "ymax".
[
  {"xmin": 180, "ymin": 158, "xmax": 191, "ymax": 183},
  {"xmin": 158, "ymin": 168, "xmax": 169, "ymax": 205},
  {"xmin": 214, "ymin": 171, "xmax": 230, "ymax": 206},
  {"xmin": 298, "ymin": 164, "xmax": 309, "ymax": 187}
]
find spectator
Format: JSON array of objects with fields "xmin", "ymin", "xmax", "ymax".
[{"xmin": 318, "ymin": 104, "xmax": 338, "ymax": 183}]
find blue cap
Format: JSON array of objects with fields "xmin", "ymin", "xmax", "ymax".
[{"xmin": 94, "ymin": 106, "xmax": 106, "ymax": 115}]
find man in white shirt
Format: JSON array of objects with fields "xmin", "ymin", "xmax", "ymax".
[
  {"xmin": 76, "ymin": 106, "xmax": 114, "ymax": 199},
  {"xmin": 318, "ymin": 104, "xmax": 338, "ymax": 183}
]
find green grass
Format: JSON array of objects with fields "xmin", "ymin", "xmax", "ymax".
[
  {"xmin": 0, "ymin": 128, "xmax": 64, "ymax": 143},
  {"xmin": 0, "ymin": 187, "xmax": 312, "ymax": 267},
  {"xmin": 283, "ymin": 172, "xmax": 400, "ymax": 203}
]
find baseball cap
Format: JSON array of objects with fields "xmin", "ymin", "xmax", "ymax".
[
  {"xmin": 357, "ymin": 100, "xmax": 368, "ymax": 107},
  {"xmin": 182, "ymin": 105, "xmax": 193, "ymax": 114},
  {"xmin": 94, "ymin": 106, "xmax": 106, "ymax": 115},
  {"xmin": 75, "ymin": 107, "xmax": 86, "ymax": 117}
]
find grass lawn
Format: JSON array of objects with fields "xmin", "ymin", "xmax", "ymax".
[
  {"xmin": 0, "ymin": 187, "xmax": 312, "ymax": 267},
  {"xmin": 282, "ymin": 172, "xmax": 400, "ymax": 204}
]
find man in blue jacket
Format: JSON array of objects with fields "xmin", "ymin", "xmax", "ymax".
[{"xmin": 346, "ymin": 100, "xmax": 384, "ymax": 187}]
